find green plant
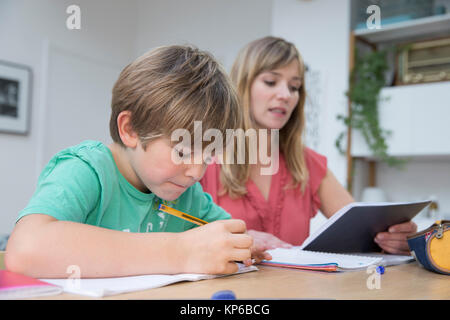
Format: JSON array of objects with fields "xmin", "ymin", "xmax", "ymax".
[{"xmin": 336, "ymin": 47, "xmax": 405, "ymax": 167}]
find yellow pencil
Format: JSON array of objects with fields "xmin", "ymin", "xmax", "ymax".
[
  {"xmin": 159, "ymin": 204, "xmax": 256, "ymax": 265},
  {"xmin": 158, "ymin": 204, "xmax": 208, "ymax": 226}
]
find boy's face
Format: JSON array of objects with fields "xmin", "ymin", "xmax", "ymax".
[{"xmin": 128, "ymin": 138, "xmax": 207, "ymax": 201}]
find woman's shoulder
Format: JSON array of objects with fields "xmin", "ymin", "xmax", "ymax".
[
  {"xmin": 303, "ymin": 146, "xmax": 326, "ymax": 161},
  {"xmin": 303, "ymin": 146, "xmax": 327, "ymax": 169},
  {"xmin": 302, "ymin": 146, "xmax": 327, "ymax": 184}
]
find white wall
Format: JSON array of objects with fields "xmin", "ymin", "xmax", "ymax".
[
  {"xmin": 0, "ymin": 0, "xmax": 138, "ymax": 234},
  {"xmin": 271, "ymin": 0, "xmax": 351, "ymax": 229},
  {"xmin": 377, "ymin": 160, "xmax": 450, "ymax": 220},
  {"xmin": 0, "ymin": 0, "xmax": 274, "ymax": 235},
  {"xmin": 135, "ymin": 0, "xmax": 273, "ymax": 71},
  {"xmin": 271, "ymin": 0, "xmax": 351, "ymax": 185}
]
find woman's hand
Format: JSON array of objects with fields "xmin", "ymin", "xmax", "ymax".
[
  {"xmin": 374, "ymin": 220, "xmax": 417, "ymax": 255},
  {"xmin": 242, "ymin": 230, "xmax": 293, "ymax": 266},
  {"xmin": 243, "ymin": 230, "xmax": 293, "ymax": 265},
  {"xmin": 247, "ymin": 230, "xmax": 293, "ymax": 250},
  {"xmin": 246, "ymin": 242, "xmax": 272, "ymax": 265}
]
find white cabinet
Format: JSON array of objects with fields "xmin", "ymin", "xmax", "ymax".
[{"xmin": 351, "ymin": 81, "xmax": 450, "ymax": 158}]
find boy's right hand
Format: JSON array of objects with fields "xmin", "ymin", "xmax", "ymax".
[{"xmin": 178, "ymin": 219, "xmax": 252, "ymax": 275}]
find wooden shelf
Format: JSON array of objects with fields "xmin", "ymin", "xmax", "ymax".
[
  {"xmin": 347, "ymin": 8, "xmax": 450, "ymax": 192},
  {"xmin": 354, "ymin": 13, "xmax": 450, "ymax": 44}
]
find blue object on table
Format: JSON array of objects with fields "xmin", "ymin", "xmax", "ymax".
[
  {"xmin": 211, "ymin": 290, "xmax": 236, "ymax": 300},
  {"xmin": 376, "ymin": 265, "xmax": 385, "ymax": 275}
]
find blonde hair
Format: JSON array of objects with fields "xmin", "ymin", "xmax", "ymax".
[
  {"xmin": 110, "ymin": 45, "xmax": 241, "ymax": 149},
  {"xmin": 221, "ymin": 36, "xmax": 308, "ymax": 198}
]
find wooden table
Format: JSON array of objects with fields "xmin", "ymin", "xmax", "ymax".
[
  {"xmin": 1, "ymin": 251, "xmax": 448, "ymax": 300},
  {"xmin": 34, "ymin": 264, "xmax": 450, "ymax": 300}
]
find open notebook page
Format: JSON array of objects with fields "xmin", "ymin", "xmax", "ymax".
[
  {"xmin": 42, "ymin": 263, "xmax": 257, "ymax": 298},
  {"xmin": 262, "ymin": 247, "xmax": 413, "ymax": 271},
  {"xmin": 263, "ymin": 248, "xmax": 383, "ymax": 271}
]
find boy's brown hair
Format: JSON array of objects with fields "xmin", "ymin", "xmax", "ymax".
[{"xmin": 110, "ymin": 45, "xmax": 241, "ymax": 149}]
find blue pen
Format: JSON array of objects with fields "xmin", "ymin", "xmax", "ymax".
[{"xmin": 376, "ymin": 265, "xmax": 385, "ymax": 274}]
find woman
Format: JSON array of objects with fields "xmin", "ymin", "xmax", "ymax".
[{"xmin": 200, "ymin": 36, "xmax": 416, "ymax": 255}]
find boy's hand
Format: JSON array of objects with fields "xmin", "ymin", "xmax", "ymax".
[
  {"xmin": 374, "ymin": 220, "xmax": 417, "ymax": 255},
  {"xmin": 179, "ymin": 219, "xmax": 253, "ymax": 274}
]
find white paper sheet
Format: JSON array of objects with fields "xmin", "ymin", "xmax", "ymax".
[{"xmin": 42, "ymin": 264, "xmax": 257, "ymax": 297}]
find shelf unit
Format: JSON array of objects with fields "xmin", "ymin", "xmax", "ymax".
[
  {"xmin": 346, "ymin": 11, "xmax": 450, "ymax": 193},
  {"xmin": 354, "ymin": 13, "xmax": 450, "ymax": 44}
]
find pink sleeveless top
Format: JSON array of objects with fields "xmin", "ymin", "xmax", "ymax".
[{"xmin": 200, "ymin": 147, "xmax": 327, "ymax": 245}]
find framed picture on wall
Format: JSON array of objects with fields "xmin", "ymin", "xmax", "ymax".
[{"xmin": 0, "ymin": 61, "xmax": 32, "ymax": 134}]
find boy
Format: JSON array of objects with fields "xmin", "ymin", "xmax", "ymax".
[{"xmin": 5, "ymin": 45, "xmax": 270, "ymax": 278}]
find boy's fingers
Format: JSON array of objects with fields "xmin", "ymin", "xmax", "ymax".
[
  {"xmin": 231, "ymin": 248, "xmax": 252, "ymax": 262},
  {"xmin": 223, "ymin": 219, "xmax": 247, "ymax": 233},
  {"xmin": 232, "ymin": 233, "xmax": 253, "ymax": 248},
  {"xmin": 223, "ymin": 262, "xmax": 239, "ymax": 274}
]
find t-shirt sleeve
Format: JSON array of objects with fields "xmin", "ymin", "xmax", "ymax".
[
  {"xmin": 304, "ymin": 147, "xmax": 328, "ymax": 218},
  {"xmin": 18, "ymin": 157, "xmax": 101, "ymax": 223}
]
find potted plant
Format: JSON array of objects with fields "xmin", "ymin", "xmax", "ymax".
[{"xmin": 335, "ymin": 47, "xmax": 405, "ymax": 167}]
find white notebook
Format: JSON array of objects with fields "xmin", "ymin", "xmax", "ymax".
[
  {"xmin": 42, "ymin": 263, "xmax": 257, "ymax": 298},
  {"xmin": 262, "ymin": 248, "xmax": 383, "ymax": 271},
  {"xmin": 262, "ymin": 247, "xmax": 414, "ymax": 272}
]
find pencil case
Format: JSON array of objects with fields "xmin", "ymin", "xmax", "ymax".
[{"xmin": 407, "ymin": 220, "xmax": 450, "ymax": 275}]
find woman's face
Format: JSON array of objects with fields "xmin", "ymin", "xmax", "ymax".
[{"xmin": 249, "ymin": 59, "xmax": 302, "ymax": 130}]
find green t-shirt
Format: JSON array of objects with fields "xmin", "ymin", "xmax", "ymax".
[{"xmin": 18, "ymin": 140, "xmax": 230, "ymax": 232}]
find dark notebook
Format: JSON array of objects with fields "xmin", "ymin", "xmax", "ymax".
[{"xmin": 300, "ymin": 200, "xmax": 431, "ymax": 253}]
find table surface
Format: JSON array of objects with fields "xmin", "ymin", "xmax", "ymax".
[
  {"xmin": 34, "ymin": 262, "xmax": 450, "ymax": 300},
  {"xmin": 1, "ymin": 251, "xmax": 448, "ymax": 300}
]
